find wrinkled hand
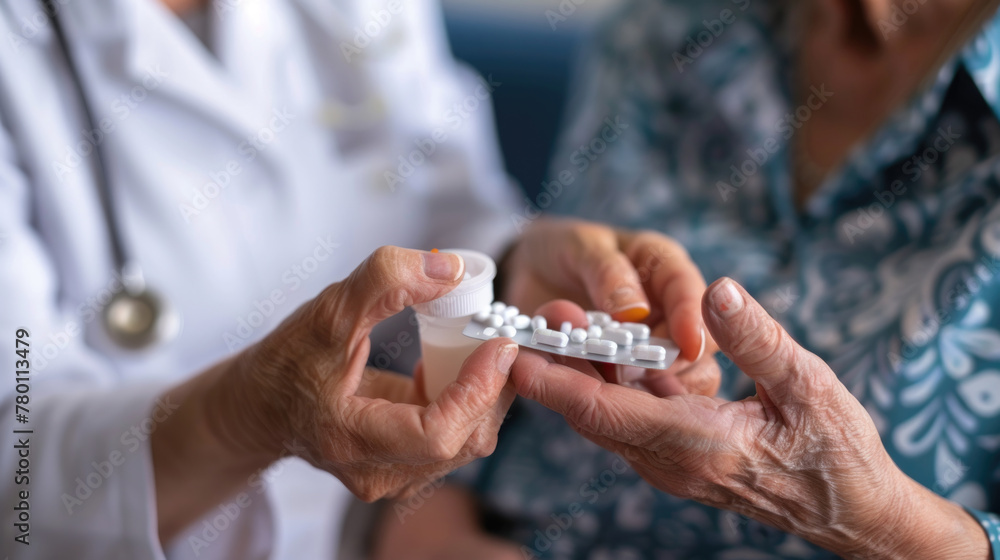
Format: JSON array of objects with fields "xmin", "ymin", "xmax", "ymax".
[
  {"xmin": 213, "ymin": 247, "xmax": 517, "ymax": 501},
  {"xmin": 508, "ymin": 218, "xmax": 712, "ymax": 357},
  {"xmin": 513, "ymin": 278, "xmax": 988, "ymax": 559},
  {"xmin": 506, "ymin": 218, "xmax": 720, "ymax": 395}
]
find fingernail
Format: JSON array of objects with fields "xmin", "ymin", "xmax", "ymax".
[
  {"xmin": 695, "ymin": 327, "xmax": 706, "ymax": 361},
  {"xmin": 498, "ymin": 343, "xmax": 518, "ymax": 373},
  {"xmin": 423, "ymin": 252, "xmax": 464, "ymax": 281},
  {"xmin": 709, "ymin": 279, "xmax": 744, "ymax": 319},
  {"xmin": 611, "ymin": 304, "xmax": 651, "ymax": 323}
]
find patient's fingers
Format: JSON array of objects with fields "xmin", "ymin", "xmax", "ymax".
[
  {"xmin": 533, "ymin": 299, "xmax": 588, "ymax": 329},
  {"xmin": 511, "ymin": 349, "xmax": 676, "ymax": 443}
]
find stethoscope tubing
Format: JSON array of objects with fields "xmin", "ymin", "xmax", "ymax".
[
  {"xmin": 41, "ymin": 0, "xmax": 130, "ymax": 273},
  {"xmin": 41, "ymin": 0, "xmax": 177, "ymax": 351}
]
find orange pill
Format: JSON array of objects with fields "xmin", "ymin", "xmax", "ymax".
[{"xmin": 612, "ymin": 305, "xmax": 650, "ymax": 323}]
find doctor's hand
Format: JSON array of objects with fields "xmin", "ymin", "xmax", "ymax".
[
  {"xmin": 512, "ymin": 278, "xmax": 990, "ymax": 560},
  {"xmin": 505, "ymin": 218, "xmax": 719, "ymax": 396},
  {"xmin": 153, "ymin": 247, "xmax": 516, "ymax": 542}
]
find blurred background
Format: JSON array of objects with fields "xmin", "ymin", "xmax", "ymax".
[{"xmin": 441, "ymin": 0, "xmax": 621, "ymax": 201}]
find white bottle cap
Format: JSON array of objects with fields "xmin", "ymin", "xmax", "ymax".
[{"xmin": 412, "ymin": 249, "xmax": 496, "ymax": 319}]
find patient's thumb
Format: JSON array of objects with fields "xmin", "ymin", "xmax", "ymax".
[{"xmin": 702, "ymin": 278, "xmax": 833, "ymax": 404}]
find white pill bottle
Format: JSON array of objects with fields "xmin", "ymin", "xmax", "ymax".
[{"xmin": 413, "ymin": 249, "xmax": 497, "ymax": 401}]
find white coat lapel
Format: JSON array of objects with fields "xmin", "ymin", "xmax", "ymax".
[
  {"xmin": 113, "ymin": 0, "xmax": 272, "ymax": 143},
  {"xmin": 213, "ymin": 0, "xmax": 286, "ymax": 112}
]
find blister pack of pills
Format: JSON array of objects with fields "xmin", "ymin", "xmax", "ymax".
[{"xmin": 462, "ymin": 302, "xmax": 680, "ymax": 370}]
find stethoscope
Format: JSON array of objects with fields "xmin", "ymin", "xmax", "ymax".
[
  {"xmin": 36, "ymin": 0, "xmax": 411, "ymax": 350},
  {"xmin": 43, "ymin": 0, "xmax": 179, "ymax": 350}
]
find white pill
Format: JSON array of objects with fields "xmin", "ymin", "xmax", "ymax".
[
  {"xmin": 587, "ymin": 325, "xmax": 603, "ymax": 339},
  {"xmin": 584, "ymin": 338, "xmax": 617, "ymax": 356},
  {"xmin": 498, "ymin": 325, "xmax": 518, "ymax": 338},
  {"xmin": 570, "ymin": 328, "xmax": 588, "ymax": 343},
  {"xmin": 482, "ymin": 327, "xmax": 498, "ymax": 338},
  {"xmin": 473, "ymin": 308, "xmax": 492, "ymax": 323},
  {"xmin": 608, "ymin": 321, "xmax": 621, "ymax": 329},
  {"xmin": 502, "ymin": 306, "xmax": 520, "ymax": 321},
  {"xmin": 531, "ymin": 316, "xmax": 547, "ymax": 330},
  {"xmin": 560, "ymin": 321, "xmax": 573, "ymax": 335},
  {"xmin": 512, "ymin": 314, "xmax": 532, "ymax": 330},
  {"xmin": 586, "ymin": 311, "xmax": 612, "ymax": 327},
  {"xmin": 491, "ymin": 302, "xmax": 507, "ymax": 314},
  {"xmin": 485, "ymin": 314, "xmax": 504, "ymax": 329},
  {"xmin": 602, "ymin": 328, "xmax": 633, "ymax": 346},
  {"xmin": 632, "ymin": 345, "xmax": 667, "ymax": 362},
  {"xmin": 531, "ymin": 328, "xmax": 569, "ymax": 348},
  {"xmin": 620, "ymin": 322, "xmax": 650, "ymax": 340}
]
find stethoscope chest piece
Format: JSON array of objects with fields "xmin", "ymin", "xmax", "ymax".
[
  {"xmin": 101, "ymin": 265, "xmax": 179, "ymax": 351},
  {"xmin": 102, "ymin": 289, "xmax": 175, "ymax": 350}
]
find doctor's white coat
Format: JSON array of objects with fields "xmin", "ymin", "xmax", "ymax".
[{"xmin": 0, "ymin": 0, "xmax": 518, "ymax": 557}]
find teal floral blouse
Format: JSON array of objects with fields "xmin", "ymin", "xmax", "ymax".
[{"xmin": 455, "ymin": 1, "xmax": 1000, "ymax": 558}]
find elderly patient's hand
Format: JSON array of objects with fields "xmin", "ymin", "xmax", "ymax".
[
  {"xmin": 210, "ymin": 247, "xmax": 517, "ymax": 502},
  {"xmin": 507, "ymin": 218, "xmax": 720, "ymax": 396},
  {"xmin": 512, "ymin": 278, "xmax": 990, "ymax": 560}
]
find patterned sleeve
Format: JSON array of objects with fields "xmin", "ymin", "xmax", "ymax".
[
  {"xmin": 544, "ymin": 0, "xmax": 645, "ymax": 223},
  {"xmin": 967, "ymin": 507, "xmax": 1000, "ymax": 559}
]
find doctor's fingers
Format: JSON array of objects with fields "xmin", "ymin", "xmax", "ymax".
[
  {"xmin": 340, "ymin": 339, "xmax": 517, "ymax": 464},
  {"xmin": 382, "ymin": 401, "xmax": 514, "ymax": 502},
  {"xmin": 313, "ymin": 246, "xmax": 463, "ymax": 395},
  {"xmin": 322, "ymin": 246, "xmax": 465, "ymax": 338}
]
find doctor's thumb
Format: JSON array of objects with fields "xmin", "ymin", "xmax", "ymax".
[
  {"xmin": 702, "ymin": 278, "xmax": 833, "ymax": 405},
  {"xmin": 332, "ymin": 246, "xmax": 465, "ymax": 331}
]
